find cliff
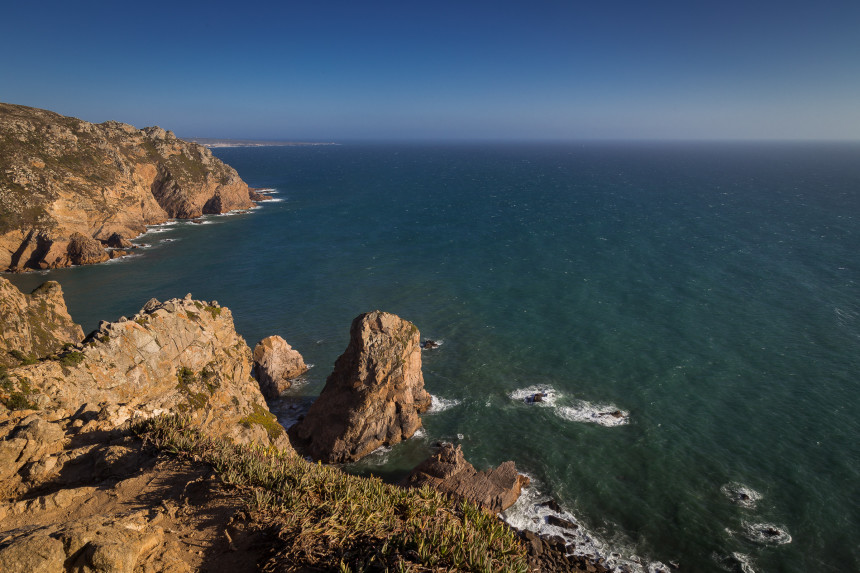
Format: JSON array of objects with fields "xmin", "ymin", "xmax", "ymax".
[
  {"xmin": 0, "ymin": 102, "xmax": 254, "ymax": 271},
  {"xmin": 0, "ymin": 277, "xmax": 83, "ymax": 367}
]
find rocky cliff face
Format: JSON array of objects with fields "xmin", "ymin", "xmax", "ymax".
[
  {"xmin": 253, "ymin": 335, "xmax": 308, "ymax": 399},
  {"xmin": 0, "ymin": 277, "xmax": 84, "ymax": 366},
  {"xmin": 0, "ymin": 102, "xmax": 254, "ymax": 271},
  {"xmin": 0, "ymin": 287, "xmax": 288, "ymax": 450},
  {"xmin": 290, "ymin": 311, "xmax": 432, "ymax": 463}
]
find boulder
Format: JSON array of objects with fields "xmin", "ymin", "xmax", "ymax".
[
  {"xmin": 252, "ymin": 335, "xmax": 308, "ymax": 398},
  {"xmin": 68, "ymin": 232, "xmax": 110, "ymax": 265},
  {"xmin": 0, "ymin": 278, "xmax": 84, "ymax": 366},
  {"xmin": 289, "ymin": 311, "xmax": 431, "ymax": 463},
  {"xmin": 104, "ymin": 232, "xmax": 133, "ymax": 249},
  {"xmin": 402, "ymin": 443, "xmax": 530, "ymax": 513}
]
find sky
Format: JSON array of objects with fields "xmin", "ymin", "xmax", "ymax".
[{"xmin": 2, "ymin": 0, "xmax": 859, "ymax": 141}]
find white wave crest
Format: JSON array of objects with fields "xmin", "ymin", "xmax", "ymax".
[
  {"xmin": 742, "ymin": 522, "xmax": 792, "ymax": 545},
  {"xmin": 502, "ymin": 479, "xmax": 669, "ymax": 573},
  {"xmin": 509, "ymin": 385, "xmax": 629, "ymax": 426},
  {"xmin": 428, "ymin": 394, "xmax": 461, "ymax": 413},
  {"xmin": 721, "ymin": 482, "xmax": 762, "ymax": 509},
  {"xmin": 508, "ymin": 384, "xmax": 559, "ymax": 406},
  {"xmin": 555, "ymin": 401, "xmax": 630, "ymax": 427}
]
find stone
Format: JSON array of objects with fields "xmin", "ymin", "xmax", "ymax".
[
  {"xmin": 0, "ymin": 531, "xmax": 67, "ymax": 573},
  {"xmin": 0, "ymin": 278, "xmax": 84, "ymax": 366},
  {"xmin": 289, "ymin": 311, "xmax": 431, "ymax": 462},
  {"xmin": 68, "ymin": 232, "xmax": 110, "ymax": 265},
  {"xmin": 2, "ymin": 294, "xmax": 289, "ymax": 450},
  {"xmin": 252, "ymin": 335, "xmax": 308, "ymax": 398},
  {"xmin": 104, "ymin": 232, "xmax": 133, "ymax": 249},
  {"xmin": 402, "ymin": 442, "xmax": 530, "ymax": 513}
]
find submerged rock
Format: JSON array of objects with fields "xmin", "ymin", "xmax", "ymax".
[
  {"xmin": 289, "ymin": 310, "xmax": 431, "ymax": 463},
  {"xmin": 253, "ymin": 335, "xmax": 308, "ymax": 398},
  {"xmin": 402, "ymin": 442, "xmax": 530, "ymax": 513}
]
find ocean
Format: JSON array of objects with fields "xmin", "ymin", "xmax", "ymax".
[{"xmin": 7, "ymin": 142, "xmax": 859, "ymax": 572}]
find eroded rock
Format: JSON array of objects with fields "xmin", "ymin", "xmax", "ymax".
[
  {"xmin": 402, "ymin": 442, "xmax": 530, "ymax": 513},
  {"xmin": 252, "ymin": 335, "xmax": 308, "ymax": 398},
  {"xmin": 0, "ymin": 278, "xmax": 84, "ymax": 366},
  {"xmin": 289, "ymin": 311, "xmax": 431, "ymax": 463}
]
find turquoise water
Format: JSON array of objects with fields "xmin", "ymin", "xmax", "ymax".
[{"xmin": 7, "ymin": 142, "xmax": 859, "ymax": 571}]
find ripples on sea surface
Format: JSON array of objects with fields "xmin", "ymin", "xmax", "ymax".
[{"xmin": 8, "ymin": 142, "xmax": 859, "ymax": 572}]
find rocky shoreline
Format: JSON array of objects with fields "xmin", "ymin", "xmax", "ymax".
[
  {"xmin": 0, "ymin": 277, "xmax": 621, "ymax": 572},
  {"xmin": 0, "ymin": 102, "xmax": 270, "ymax": 272}
]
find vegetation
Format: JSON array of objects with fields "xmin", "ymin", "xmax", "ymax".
[
  {"xmin": 133, "ymin": 415, "xmax": 529, "ymax": 572},
  {"xmin": 59, "ymin": 351, "xmax": 85, "ymax": 367},
  {"xmin": 205, "ymin": 305, "xmax": 222, "ymax": 320},
  {"xmin": 175, "ymin": 367, "xmax": 208, "ymax": 411},
  {"xmin": 9, "ymin": 349, "xmax": 38, "ymax": 365},
  {"xmin": 239, "ymin": 402, "xmax": 285, "ymax": 442},
  {"xmin": 0, "ymin": 370, "xmax": 36, "ymax": 410}
]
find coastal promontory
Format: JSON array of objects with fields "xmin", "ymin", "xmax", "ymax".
[{"xmin": 0, "ymin": 102, "xmax": 255, "ymax": 271}]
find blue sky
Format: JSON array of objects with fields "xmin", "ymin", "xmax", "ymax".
[{"xmin": 2, "ymin": 0, "xmax": 859, "ymax": 140}]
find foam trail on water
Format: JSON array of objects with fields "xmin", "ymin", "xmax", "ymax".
[
  {"xmin": 742, "ymin": 522, "xmax": 792, "ymax": 545},
  {"xmin": 555, "ymin": 401, "xmax": 630, "ymax": 427},
  {"xmin": 501, "ymin": 478, "xmax": 671, "ymax": 572},
  {"xmin": 428, "ymin": 394, "xmax": 461, "ymax": 413},
  {"xmin": 720, "ymin": 482, "xmax": 762, "ymax": 509}
]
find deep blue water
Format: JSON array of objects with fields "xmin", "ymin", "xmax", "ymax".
[{"xmin": 7, "ymin": 142, "xmax": 860, "ymax": 572}]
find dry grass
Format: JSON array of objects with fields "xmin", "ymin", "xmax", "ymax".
[{"xmin": 134, "ymin": 415, "xmax": 528, "ymax": 572}]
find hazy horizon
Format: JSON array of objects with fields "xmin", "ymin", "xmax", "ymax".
[{"xmin": 3, "ymin": 0, "xmax": 859, "ymax": 141}]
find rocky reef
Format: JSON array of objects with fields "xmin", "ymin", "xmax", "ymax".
[
  {"xmin": 0, "ymin": 102, "xmax": 256, "ymax": 271},
  {"xmin": 289, "ymin": 310, "xmax": 432, "ymax": 463}
]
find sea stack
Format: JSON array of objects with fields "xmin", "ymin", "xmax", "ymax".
[{"xmin": 289, "ymin": 311, "xmax": 432, "ymax": 463}]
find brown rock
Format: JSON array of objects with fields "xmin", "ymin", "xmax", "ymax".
[
  {"xmin": 402, "ymin": 443, "xmax": 530, "ymax": 513},
  {"xmin": 289, "ymin": 311, "xmax": 431, "ymax": 462},
  {"xmin": 252, "ymin": 335, "xmax": 308, "ymax": 398},
  {"xmin": 68, "ymin": 232, "xmax": 110, "ymax": 265},
  {"xmin": 0, "ymin": 278, "xmax": 84, "ymax": 366},
  {"xmin": 104, "ymin": 232, "xmax": 133, "ymax": 248},
  {"xmin": 2, "ymin": 295, "xmax": 289, "ymax": 450}
]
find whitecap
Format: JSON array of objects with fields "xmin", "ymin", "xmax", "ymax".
[
  {"xmin": 555, "ymin": 401, "xmax": 630, "ymax": 427},
  {"xmin": 721, "ymin": 482, "xmax": 762, "ymax": 509},
  {"xmin": 742, "ymin": 522, "xmax": 792, "ymax": 545},
  {"xmin": 261, "ymin": 197, "xmax": 285, "ymax": 203},
  {"xmin": 502, "ymin": 479, "xmax": 667, "ymax": 573},
  {"xmin": 713, "ymin": 552, "xmax": 756, "ymax": 573},
  {"xmin": 427, "ymin": 394, "xmax": 461, "ymax": 413},
  {"xmin": 508, "ymin": 384, "xmax": 559, "ymax": 406}
]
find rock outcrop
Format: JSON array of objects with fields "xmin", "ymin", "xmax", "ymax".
[
  {"xmin": 402, "ymin": 443, "xmax": 530, "ymax": 513},
  {"xmin": 289, "ymin": 311, "xmax": 432, "ymax": 463},
  {"xmin": 0, "ymin": 286, "xmax": 288, "ymax": 450},
  {"xmin": 0, "ymin": 277, "xmax": 84, "ymax": 366},
  {"xmin": 0, "ymin": 102, "xmax": 256, "ymax": 271},
  {"xmin": 252, "ymin": 335, "xmax": 308, "ymax": 398}
]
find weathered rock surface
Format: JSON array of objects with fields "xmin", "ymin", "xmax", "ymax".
[
  {"xmin": 0, "ymin": 416, "xmax": 270, "ymax": 573},
  {"xmin": 402, "ymin": 443, "xmax": 530, "ymax": 513},
  {"xmin": 0, "ymin": 277, "xmax": 84, "ymax": 366},
  {"xmin": 252, "ymin": 335, "xmax": 308, "ymax": 398},
  {"xmin": 289, "ymin": 311, "xmax": 431, "ymax": 463},
  {"xmin": 0, "ymin": 102, "xmax": 255, "ymax": 271},
  {"xmin": 1, "ymin": 289, "xmax": 289, "ymax": 449}
]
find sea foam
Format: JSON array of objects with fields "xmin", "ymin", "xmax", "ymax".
[{"xmin": 509, "ymin": 385, "xmax": 629, "ymax": 427}]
